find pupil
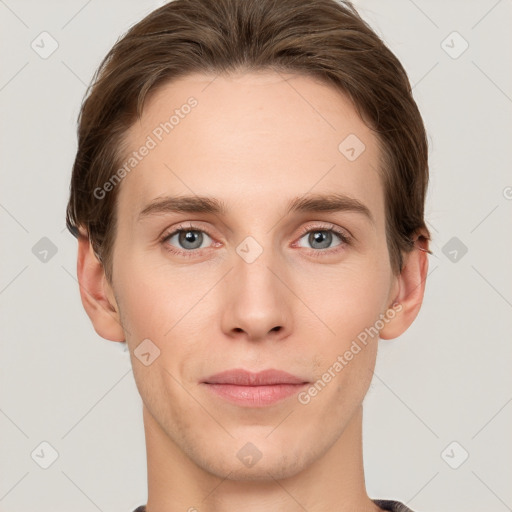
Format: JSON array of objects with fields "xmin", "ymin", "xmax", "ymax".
[
  {"xmin": 311, "ymin": 231, "xmax": 331, "ymax": 249},
  {"xmin": 180, "ymin": 230, "xmax": 201, "ymax": 249}
]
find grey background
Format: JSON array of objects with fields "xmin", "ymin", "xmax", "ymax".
[{"xmin": 1, "ymin": 0, "xmax": 511, "ymax": 511}]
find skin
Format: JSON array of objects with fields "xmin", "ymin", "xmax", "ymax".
[{"xmin": 77, "ymin": 71, "xmax": 429, "ymax": 512}]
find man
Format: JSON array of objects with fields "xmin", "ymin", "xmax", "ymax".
[{"xmin": 66, "ymin": 1, "xmax": 431, "ymax": 510}]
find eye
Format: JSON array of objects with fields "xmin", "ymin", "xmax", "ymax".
[
  {"xmin": 295, "ymin": 223, "xmax": 351, "ymax": 254},
  {"xmin": 160, "ymin": 223, "xmax": 214, "ymax": 256},
  {"xmin": 159, "ymin": 222, "xmax": 352, "ymax": 259}
]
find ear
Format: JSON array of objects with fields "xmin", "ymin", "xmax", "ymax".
[
  {"xmin": 76, "ymin": 229, "xmax": 125, "ymax": 342},
  {"xmin": 379, "ymin": 235, "xmax": 430, "ymax": 340}
]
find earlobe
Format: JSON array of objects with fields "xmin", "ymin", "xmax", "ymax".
[
  {"xmin": 379, "ymin": 237, "xmax": 430, "ymax": 340},
  {"xmin": 76, "ymin": 230, "xmax": 125, "ymax": 342}
]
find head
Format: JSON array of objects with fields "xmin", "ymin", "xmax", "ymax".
[{"xmin": 67, "ymin": 0, "xmax": 430, "ymax": 480}]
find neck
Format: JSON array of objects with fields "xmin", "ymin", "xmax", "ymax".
[{"xmin": 143, "ymin": 404, "xmax": 381, "ymax": 512}]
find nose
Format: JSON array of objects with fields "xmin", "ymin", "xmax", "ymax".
[{"xmin": 220, "ymin": 248, "xmax": 293, "ymax": 342}]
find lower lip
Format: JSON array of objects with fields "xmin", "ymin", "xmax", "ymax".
[{"xmin": 203, "ymin": 383, "xmax": 308, "ymax": 407}]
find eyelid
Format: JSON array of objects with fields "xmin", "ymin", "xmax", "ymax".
[
  {"xmin": 296, "ymin": 222, "xmax": 352, "ymax": 243},
  {"xmin": 160, "ymin": 220, "xmax": 214, "ymax": 238},
  {"xmin": 159, "ymin": 222, "xmax": 216, "ymax": 245},
  {"xmin": 291, "ymin": 222, "xmax": 352, "ymax": 256}
]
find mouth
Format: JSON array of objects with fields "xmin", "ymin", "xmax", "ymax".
[{"xmin": 201, "ymin": 368, "xmax": 309, "ymax": 407}]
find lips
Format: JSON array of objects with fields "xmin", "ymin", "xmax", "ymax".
[
  {"xmin": 201, "ymin": 369, "xmax": 309, "ymax": 407},
  {"xmin": 202, "ymin": 368, "xmax": 308, "ymax": 386}
]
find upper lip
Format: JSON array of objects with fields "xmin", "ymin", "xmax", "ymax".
[{"xmin": 202, "ymin": 369, "xmax": 308, "ymax": 386}]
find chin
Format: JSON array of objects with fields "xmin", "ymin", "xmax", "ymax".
[{"xmin": 194, "ymin": 438, "xmax": 313, "ymax": 481}]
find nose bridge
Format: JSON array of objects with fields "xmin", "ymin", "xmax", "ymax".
[
  {"xmin": 237, "ymin": 243, "xmax": 281, "ymax": 295},
  {"xmin": 221, "ymin": 231, "xmax": 292, "ymax": 339}
]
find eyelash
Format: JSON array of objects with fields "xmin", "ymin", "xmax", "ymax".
[
  {"xmin": 159, "ymin": 222, "xmax": 352, "ymax": 258},
  {"xmin": 296, "ymin": 223, "xmax": 351, "ymax": 258}
]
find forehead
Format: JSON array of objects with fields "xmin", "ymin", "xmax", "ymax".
[{"xmin": 117, "ymin": 71, "xmax": 385, "ymax": 228}]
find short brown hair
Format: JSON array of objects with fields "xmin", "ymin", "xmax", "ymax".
[{"xmin": 66, "ymin": 0, "xmax": 430, "ymax": 283}]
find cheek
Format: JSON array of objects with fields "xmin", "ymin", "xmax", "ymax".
[
  {"xmin": 115, "ymin": 259, "xmax": 213, "ymax": 394},
  {"xmin": 114, "ymin": 254, "xmax": 199, "ymax": 341},
  {"xmin": 293, "ymin": 258, "xmax": 391, "ymax": 343},
  {"xmin": 289, "ymin": 257, "xmax": 389, "ymax": 408}
]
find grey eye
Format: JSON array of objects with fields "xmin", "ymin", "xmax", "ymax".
[
  {"xmin": 168, "ymin": 229, "xmax": 212, "ymax": 250},
  {"xmin": 298, "ymin": 230, "xmax": 342, "ymax": 250}
]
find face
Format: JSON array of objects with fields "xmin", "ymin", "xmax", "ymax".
[{"xmin": 109, "ymin": 71, "xmax": 399, "ymax": 479}]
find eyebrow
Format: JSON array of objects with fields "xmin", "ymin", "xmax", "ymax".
[{"xmin": 137, "ymin": 192, "xmax": 374, "ymax": 225}]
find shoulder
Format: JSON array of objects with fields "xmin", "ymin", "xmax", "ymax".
[{"xmin": 373, "ymin": 499, "xmax": 417, "ymax": 512}]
